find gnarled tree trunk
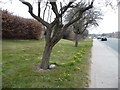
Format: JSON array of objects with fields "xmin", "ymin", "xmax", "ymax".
[
  {"xmin": 40, "ymin": 42, "xmax": 53, "ymax": 70},
  {"xmin": 40, "ymin": 27, "xmax": 62, "ymax": 70}
]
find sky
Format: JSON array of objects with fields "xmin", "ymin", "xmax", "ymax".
[
  {"xmin": 89, "ymin": 9, "xmax": 118, "ymax": 34},
  {"xmin": 0, "ymin": 0, "xmax": 118, "ymax": 34}
]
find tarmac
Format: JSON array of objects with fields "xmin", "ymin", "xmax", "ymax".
[{"xmin": 89, "ymin": 39, "xmax": 118, "ymax": 88}]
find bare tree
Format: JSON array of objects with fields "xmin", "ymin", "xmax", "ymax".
[
  {"xmin": 65, "ymin": 7, "xmax": 102, "ymax": 47},
  {"xmin": 19, "ymin": 0, "xmax": 95, "ymax": 70}
]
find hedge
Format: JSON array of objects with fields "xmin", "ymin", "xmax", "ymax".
[{"xmin": 2, "ymin": 10, "xmax": 43, "ymax": 40}]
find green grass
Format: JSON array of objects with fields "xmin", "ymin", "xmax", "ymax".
[{"xmin": 2, "ymin": 39, "xmax": 92, "ymax": 88}]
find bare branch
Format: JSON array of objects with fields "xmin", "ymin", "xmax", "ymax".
[
  {"xmin": 60, "ymin": 2, "xmax": 62, "ymax": 24},
  {"xmin": 38, "ymin": 1, "xmax": 41, "ymax": 17},
  {"xmin": 50, "ymin": 2, "xmax": 59, "ymax": 17},
  {"xmin": 47, "ymin": 6, "xmax": 51, "ymax": 22},
  {"xmin": 43, "ymin": 2, "xmax": 48, "ymax": 20},
  {"xmin": 50, "ymin": 11, "xmax": 52, "ymax": 23},
  {"xmin": 69, "ymin": 9, "xmax": 79, "ymax": 22},
  {"xmin": 50, "ymin": 1, "xmax": 75, "ymax": 28},
  {"xmin": 80, "ymin": 1, "xmax": 93, "ymax": 13},
  {"xmin": 64, "ymin": 1, "xmax": 94, "ymax": 28},
  {"xmin": 19, "ymin": 0, "xmax": 50, "ymax": 28},
  {"xmin": 50, "ymin": 18, "xmax": 59, "ymax": 28},
  {"xmin": 81, "ymin": 24, "xmax": 88, "ymax": 34},
  {"xmin": 64, "ymin": 12, "xmax": 82, "ymax": 28},
  {"xmin": 61, "ymin": 2, "xmax": 74, "ymax": 15}
]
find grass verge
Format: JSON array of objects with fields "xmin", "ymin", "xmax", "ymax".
[{"xmin": 2, "ymin": 39, "xmax": 92, "ymax": 88}]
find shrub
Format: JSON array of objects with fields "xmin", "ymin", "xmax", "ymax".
[{"xmin": 2, "ymin": 10, "xmax": 43, "ymax": 40}]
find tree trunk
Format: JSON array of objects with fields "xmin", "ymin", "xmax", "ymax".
[
  {"xmin": 40, "ymin": 42, "xmax": 53, "ymax": 70},
  {"xmin": 75, "ymin": 33, "xmax": 78, "ymax": 47},
  {"xmin": 40, "ymin": 27, "xmax": 62, "ymax": 70}
]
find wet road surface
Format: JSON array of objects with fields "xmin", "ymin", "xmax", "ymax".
[{"xmin": 99, "ymin": 38, "xmax": 119, "ymax": 54}]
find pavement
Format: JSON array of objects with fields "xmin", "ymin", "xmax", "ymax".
[{"xmin": 89, "ymin": 39, "xmax": 118, "ymax": 88}]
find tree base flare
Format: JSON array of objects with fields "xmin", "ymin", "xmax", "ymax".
[
  {"xmin": 35, "ymin": 64, "xmax": 49, "ymax": 72},
  {"xmin": 34, "ymin": 64, "xmax": 56, "ymax": 72}
]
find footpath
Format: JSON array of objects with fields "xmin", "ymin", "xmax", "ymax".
[{"xmin": 89, "ymin": 39, "xmax": 118, "ymax": 88}]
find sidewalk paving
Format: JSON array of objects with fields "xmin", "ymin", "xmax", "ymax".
[{"xmin": 89, "ymin": 39, "xmax": 118, "ymax": 88}]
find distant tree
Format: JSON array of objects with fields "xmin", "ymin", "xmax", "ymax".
[
  {"xmin": 101, "ymin": 33, "xmax": 107, "ymax": 36},
  {"xmin": 82, "ymin": 29, "xmax": 89, "ymax": 38},
  {"xmin": 65, "ymin": 7, "xmax": 102, "ymax": 47}
]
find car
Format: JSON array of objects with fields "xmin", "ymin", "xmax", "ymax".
[
  {"xmin": 97, "ymin": 36, "xmax": 101, "ymax": 39},
  {"xmin": 101, "ymin": 36, "xmax": 107, "ymax": 41}
]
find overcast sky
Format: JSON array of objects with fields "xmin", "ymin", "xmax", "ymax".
[{"xmin": 0, "ymin": 0, "xmax": 118, "ymax": 34}]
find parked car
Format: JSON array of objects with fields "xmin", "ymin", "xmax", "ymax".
[
  {"xmin": 101, "ymin": 36, "xmax": 107, "ymax": 41},
  {"xmin": 97, "ymin": 36, "xmax": 101, "ymax": 39}
]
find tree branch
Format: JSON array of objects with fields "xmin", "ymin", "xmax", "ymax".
[
  {"xmin": 43, "ymin": 2, "xmax": 48, "ymax": 20},
  {"xmin": 38, "ymin": 1, "xmax": 41, "ymax": 17},
  {"xmin": 19, "ymin": 0, "xmax": 50, "ymax": 28},
  {"xmin": 50, "ymin": 17, "xmax": 59, "ymax": 28},
  {"xmin": 80, "ymin": 25, "xmax": 88, "ymax": 34},
  {"xmin": 69, "ymin": 9, "xmax": 80, "ymax": 22},
  {"xmin": 64, "ymin": 1, "xmax": 94, "ymax": 28},
  {"xmin": 64, "ymin": 12, "xmax": 82, "ymax": 28},
  {"xmin": 47, "ymin": 5, "xmax": 51, "ymax": 22},
  {"xmin": 50, "ymin": 1, "xmax": 75, "ymax": 28},
  {"xmin": 50, "ymin": 11, "xmax": 52, "ymax": 23},
  {"xmin": 61, "ymin": 2, "xmax": 74, "ymax": 15},
  {"xmin": 60, "ymin": 2, "xmax": 62, "ymax": 24},
  {"xmin": 50, "ymin": 2, "xmax": 59, "ymax": 17}
]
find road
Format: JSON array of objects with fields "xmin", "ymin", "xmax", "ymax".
[
  {"xmin": 89, "ymin": 39, "xmax": 118, "ymax": 88},
  {"xmin": 99, "ymin": 38, "xmax": 119, "ymax": 54}
]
